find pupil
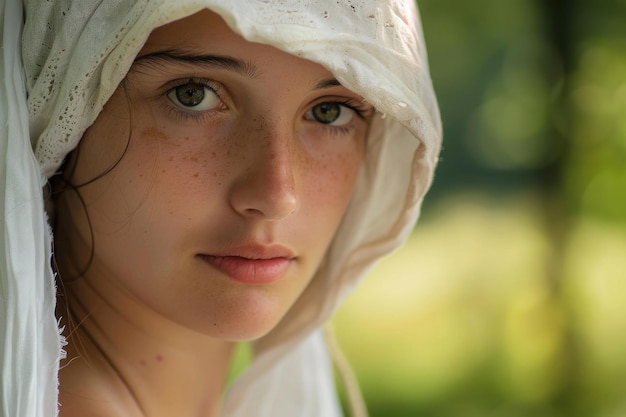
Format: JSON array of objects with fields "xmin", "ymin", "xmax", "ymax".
[
  {"xmin": 176, "ymin": 85, "xmax": 204, "ymax": 107},
  {"xmin": 313, "ymin": 103, "xmax": 340, "ymax": 124}
]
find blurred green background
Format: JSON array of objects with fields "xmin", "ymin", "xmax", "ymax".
[{"xmin": 333, "ymin": 0, "xmax": 626, "ymax": 416}]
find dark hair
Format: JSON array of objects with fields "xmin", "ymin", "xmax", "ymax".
[
  {"xmin": 49, "ymin": 81, "xmax": 134, "ymax": 342},
  {"xmin": 49, "ymin": 80, "xmax": 134, "ymax": 281}
]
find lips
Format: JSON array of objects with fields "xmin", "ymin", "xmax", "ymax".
[{"xmin": 198, "ymin": 245, "xmax": 295, "ymax": 284}]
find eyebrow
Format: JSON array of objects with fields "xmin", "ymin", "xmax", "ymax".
[
  {"xmin": 133, "ymin": 49, "xmax": 343, "ymax": 91},
  {"xmin": 133, "ymin": 50, "xmax": 260, "ymax": 79},
  {"xmin": 314, "ymin": 78, "xmax": 342, "ymax": 89}
]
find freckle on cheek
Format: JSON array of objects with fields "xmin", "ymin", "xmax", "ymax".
[{"xmin": 142, "ymin": 127, "xmax": 170, "ymax": 142}]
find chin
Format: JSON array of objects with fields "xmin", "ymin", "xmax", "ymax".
[{"xmin": 191, "ymin": 292, "xmax": 291, "ymax": 342}]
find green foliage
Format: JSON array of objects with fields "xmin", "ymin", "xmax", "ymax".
[
  {"xmin": 335, "ymin": 195, "xmax": 626, "ymax": 417},
  {"xmin": 566, "ymin": 39, "xmax": 626, "ymax": 223}
]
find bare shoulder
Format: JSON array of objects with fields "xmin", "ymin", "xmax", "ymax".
[
  {"xmin": 58, "ymin": 391, "xmax": 119, "ymax": 417},
  {"xmin": 58, "ymin": 355, "xmax": 137, "ymax": 417}
]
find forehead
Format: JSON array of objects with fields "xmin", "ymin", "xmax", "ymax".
[
  {"xmin": 143, "ymin": 10, "xmax": 239, "ymax": 54},
  {"xmin": 139, "ymin": 9, "xmax": 331, "ymax": 78}
]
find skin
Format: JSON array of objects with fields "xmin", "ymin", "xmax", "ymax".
[{"xmin": 54, "ymin": 9, "xmax": 373, "ymax": 417}]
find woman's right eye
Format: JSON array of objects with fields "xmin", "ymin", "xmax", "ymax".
[{"xmin": 167, "ymin": 82, "xmax": 220, "ymax": 112}]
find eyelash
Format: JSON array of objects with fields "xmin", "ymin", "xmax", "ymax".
[
  {"xmin": 161, "ymin": 77, "xmax": 224, "ymax": 122},
  {"xmin": 334, "ymin": 99, "xmax": 370, "ymax": 120},
  {"xmin": 313, "ymin": 99, "xmax": 371, "ymax": 137},
  {"xmin": 160, "ymin": 78, "xmax": 372, "ymax": 134}
]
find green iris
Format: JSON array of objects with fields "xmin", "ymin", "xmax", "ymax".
[
  {"xmin": 175, "ymin": 84, "xmax": 205, "ymax": 107},
  {"xmin": 311, "ymin": 103, "xmax": 341, "ymax": 124}
]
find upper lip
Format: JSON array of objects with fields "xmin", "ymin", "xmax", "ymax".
[{"xmin": 201, "ymin": 243, "xmax": 296, "ymax": 260}]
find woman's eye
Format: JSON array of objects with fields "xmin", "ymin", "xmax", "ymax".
[
  {"xmin": 306, "ymin": 102, "xmax": 355, "ymax": 126},
  {"xmin": 167, "ymin": 83, "xmax": 220, "ymax": 111}
]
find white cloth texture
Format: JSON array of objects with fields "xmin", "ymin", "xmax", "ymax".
[{"xmin": 0, "ymin": 1, "xmax": 442, "ymax": 416}]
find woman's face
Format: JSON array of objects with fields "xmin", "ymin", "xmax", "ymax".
[{"xmin": 57, "ymin": 10, "xmax": 371, "ymax": 340}]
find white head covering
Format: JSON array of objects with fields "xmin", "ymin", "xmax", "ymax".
[{"xmin": 0, "ymin": 1, "xmax": 441, "ymax": 416}]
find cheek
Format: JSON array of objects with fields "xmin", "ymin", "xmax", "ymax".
[
  {"xmin": 132, "ymin": 126, "xmax": 235, "ymax": 211},
  {"xmin": 83, "ymin": 122, "xmax": 222, "ymax": 217},
  {"xmin": 297, "ymin": 122, "xmax": 366, "ymax": 207},
  {"xmin": 304, "ymin": 144, "xmax": 364, "ymax": 211},
  {"xmin": 296, "ymin": 146, "xmax": 363, "ymax": 259}
]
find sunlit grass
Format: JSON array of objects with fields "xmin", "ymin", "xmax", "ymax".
[{"xmin": 333, "ymin": 192, "xmax": 626, "ymax": 417}]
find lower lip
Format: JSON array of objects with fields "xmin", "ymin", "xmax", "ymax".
[{"xmin": 199, "ymin": 255, "xmax": 292, "ymax": 284}]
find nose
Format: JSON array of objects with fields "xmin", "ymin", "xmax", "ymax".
[{"xmin": 229, "ymin": 127, "xmax": 300, "ymax": 221}]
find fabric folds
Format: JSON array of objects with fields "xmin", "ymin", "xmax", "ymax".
[{"xmin": 1, "ymin": 1, "xmax": 61, "ymax": 416}]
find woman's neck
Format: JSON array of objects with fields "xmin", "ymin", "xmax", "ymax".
[{"xmin": 58, "ymin": 274, "xmax": 235, "ymax": 417}]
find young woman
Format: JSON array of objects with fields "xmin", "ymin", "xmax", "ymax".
[{"xmin": 0, "ymin": 1, "xmax": 441, "ymax": 416}]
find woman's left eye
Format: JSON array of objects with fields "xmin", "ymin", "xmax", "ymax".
[
  {"xmin": 167, "ymin": 82, "xmax": 220, "ymax": 111},
  {"xmin": 305, "ymin": 102, "xmax": 355, "ymax": 126}
]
